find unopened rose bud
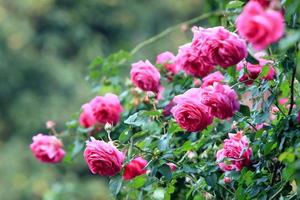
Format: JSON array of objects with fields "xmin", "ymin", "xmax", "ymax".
[
  {"xmin": 187, "ymin": 151, "xmax": 196, "ymax": 159},
  {"xmin": 46, "ymin": 120, "xmax": 56, "ymax": 129},
  {"xmin": 180, "ymin": 24, "xmax": 188, "ymax": 32},
  {"xmin": 104, "ymin": 123, "xmax": 113, "ymax": 133},
  {"xmin": 224, "ymin": 177, "xmax": 232, "ymax": 183}
]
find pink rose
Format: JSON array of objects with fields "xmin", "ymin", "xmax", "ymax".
[
  {"xmin": 201, "ymin": 71, "xmax": 225, "ymax": 88},
  {"xmin": 166, "ymin": 163, "xmax": 177, "ymax": 171},
  {"xmin": 83, "ymin": 138, "xmax": 124, "ymax": 176},
  {"xmin": 156, "ymin": 51, "xmax": 179, "ymax": 74},
  {"xmin": 216, "ymin": 131, "xmax": 252, "ymax": 171},
  {"xmin": 237, "ymin": 52, "xmax": 276, "ymax": 84},
  {"xmin": 79, "ymin": 103, "xmax": 97, "ymax": 128},
  {"xmin": 201, "ymin": 83, "xmax": 240, "ymax": 120},
  {"xmin": 171, "ymin": 88, "xmax": 213, "ymax": 132},
  {"xmin": 90, "ymin": 93, "xmax": 123, "ymax": 125},
  {"xmin": 192, "ymin": 26, "xmax": 247, "ymax": 68},
  {"xmin": 123, "ymin": 157, "xmax": 148, "ymax": 180},
  {"xmin": 176, "ymin": 43, "xmax": 214, "ymax": 77},
  {"xmin": 30, "ymin": 134, "xmax": 65, "ymax": 163},
  {"xmin": 130, "ymin": 60, "xmax": 161, "ymax": 92},
  {"xmin": 236, "ymin": 1, "xmax": 284, "ymax": 50}
]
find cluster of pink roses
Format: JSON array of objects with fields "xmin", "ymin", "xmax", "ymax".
[
  {"xmin": 83, "ymin": 138, "xmax": 176, "ymax": 179},
  {"xmin": 30, "ymin": 0, "xmax": 286, "ymax": 178},
  {"xmin": 171, "ymin": 82, "xmax": 240, "ymax": 132}
]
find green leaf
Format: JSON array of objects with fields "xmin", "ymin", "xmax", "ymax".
[
  {"xmin": 226, "ymin": 1, "xmax": 244, "ymax": 9},
  {"xmin": 168, "ymin": 121, "xmax": 183, "ymax": 134},
  {"xmin": 109, "ymin": 175, "xmax": 123, "ymax": 196},
  {"xmin": 279, "ymin": 31, "xmax": 300, "ymax": 50},
  {"xmin": 283, "ymin": 165, "xmax": 295, "ymax": 181},
  {"xmin": 158, "ymin": 164, "xmax": 172, "ymax": 181},
  {"xmin": 246, "ymin": 53, "xmax": 259, "ymax": 65},
  {"xmin": 158, "ymin": 134, "xmax": 171, "ymax": 151},
  {"xmin": 129, "ymin": 174, "xmax": 147, "ymax": 189},
  {"xmin": 264, "ymin": 142, "xmax": 277, "ymax": 156},
  {"xmin": 119, "ymin": 130, "xmax": 132, "ymax": 143},
  {"xmin": 239, "ymin": 104, "xmax": 251, "ymax": 116},
  {"xmin": 260, "ymin": 65, "xmax": 270, "ymax": 77},
  {"xmin": 124, "ymin": 111, "xmax": 148, "ymax": 127}
]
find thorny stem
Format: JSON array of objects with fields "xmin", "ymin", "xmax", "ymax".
[{"xmin": 130, "ymin": 10, "xmax": 231, "ymax": 55}]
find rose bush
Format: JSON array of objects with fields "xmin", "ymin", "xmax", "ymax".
[{"xmin": 30, "ymin": 0, "xmax": 300, "ymax": 199}]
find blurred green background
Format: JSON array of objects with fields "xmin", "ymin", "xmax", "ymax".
[{"xmin": 0, "ymin": 0, "xmax": 213, "ymax": 199}]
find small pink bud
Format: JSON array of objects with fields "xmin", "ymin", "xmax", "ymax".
[
  {"xmin": 224, "ymin": 177, "xmax": 232, "ymax": 183},
  {"xmin": 46, "ymin": 120, "xmax": 56, "ymax": 129}
]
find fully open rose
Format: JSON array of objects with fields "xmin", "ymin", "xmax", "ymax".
[
  {"xmin": 30, "ymin": 134, "xmax": 65, "ymax": 163},
  {"xmin": 236, "ymin": 1, "xmax": 284, "ymax": 50},
  {"xmin": 83, "ymin": 138, "xmax": 125, "ymax": 176},
  {"xmin": 130, "ymin": 60, "xmax": 161, "ymax": 92}
]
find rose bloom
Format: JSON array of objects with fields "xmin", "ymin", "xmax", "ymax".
[
  {"xmin": 192, "ymin": 26, "xmax": 247, "ymax": 68},
  {"xmin": 251, "ymin": 0, "xmax": 271, "ymax": 8},
  {"xmin": 176, "ymin": 43, "xmax": 214, "ymax": 78},
  {"xmin": 171, "ymin": 88, "xmax": 213, "ymax": 132},
  {"xmin": 236, "ymin": 1, "xmax": 284, "ymax": 50},
  {"xmin": 89, "ymin": 93, "xmax": 123, "ymax": 126},
  {"xmin": 30, "ymin": 133, "xmax": 65, "ymax": 163},
  {"xmin": 201, "ymin": 83, "xmax": 240, "ymax": 119},
  {"xmin": 201, "ymin": 71, "xmax": 224, "ymax": 88},
  {"xmin": 237, "ymin": 52, "xmax": 276, "ymax": 85},
  {"xmin": 216, "ymin": 131, "xmax": 252, "ymax": 171},
  {"xmin": 123, "ymin": 157, "xmax": 148, "ymax": 180},
  {"xmin": 156, "ymin": 51, "xmax": 179, "ymax": 74},
  {"xmin": 166, "ymin": 163, "xmax": 177, "ymax": 171},
  {"xmin": 83, "ymin": 138, "xmax": 124, "ymax": 176},
  {"xmin": 79, "ymin": 103, "xmax": 97, "ymax": 128},
  {"xmin": 130, "ymin": 60, "xmax": 161, "ymax": 92}
]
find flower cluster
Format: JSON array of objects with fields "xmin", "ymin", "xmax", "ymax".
[
  {"xmin": 29, "ymin": 0, "xmax": 291, "ymax": 195},
  {"xmin": 216, "ymin": 131, "xmax": 252, "ymax": 171}
]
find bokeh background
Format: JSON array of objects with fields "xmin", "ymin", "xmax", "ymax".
[{"xmin": 0, "ymin": 0, "xmax": 216, "ymax": 199}]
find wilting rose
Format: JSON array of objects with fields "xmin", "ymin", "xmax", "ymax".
[
  {"xmin": 171, "ymin": 88, "xmax": 213, "ymax": 132},
  {"xmin": 156, "ymin": 51, "xmax": 179, "ymax": 74},
  {"xmin": 89, "ymin": 93, "xmax": 123, "ymax": 126},
  {"xmin": 237, "ymin": 52, "xmax": 276, "ymax": 85},
  {"xmin": 123, "ymin": 157, "xmax": 148, "ymax": 180},
  {"xmin": 79, "ymin": 103, "xmax": 97, "ymax": 128},
  {"xmin": 201, "ymin": 83, "xmax": 240, "ymax": 119},
  {"xmin": 236, "ymin": 1, "xmax": 284, "ymax": 50},
  {"xmin": 192, "ymin": 26, "xmax": 247, "ymax": 68},
  {"xmin": 83, "ymin": 138, "xmax": 124, "ymax": 176},
  {"xmin": 201, "ymin": 71, "xmax": 225, "ymax": 88},
  {"xmin": 176, "ymin": 43, "xmax": 214, "ymax": 78},
  {"xmin": 216, "ymin": 131, "xmax": 252, "ymax": 171},
  {"xmin": 166, "ymin": 163, "xmax": 177, "ymax": 171},
  {"xmin": 130, "ymin": 60, "xmax": 161, "ymax": 92},
  {"xmin": 30, "ymin": 133, "xmax": 65, "ymax": 163}
]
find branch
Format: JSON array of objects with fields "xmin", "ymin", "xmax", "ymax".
[
  {"xmin": 288, "ymin": 65, "xmax": 296, "ymax": 115},
  {"xmin": 130, "ymin": 10, "xmax": 230, "ymax": 55}
]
